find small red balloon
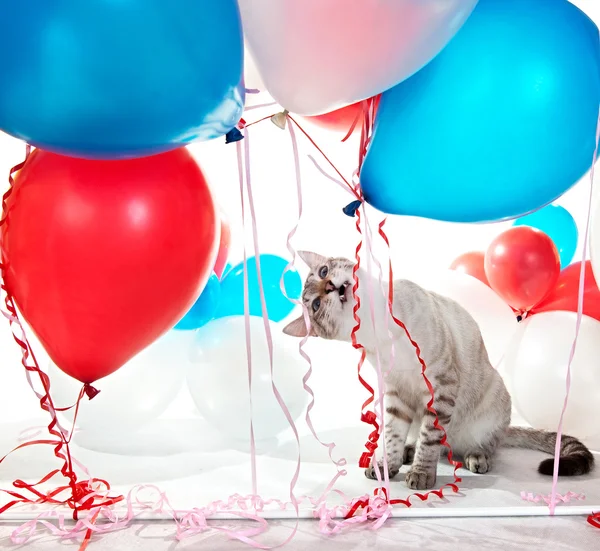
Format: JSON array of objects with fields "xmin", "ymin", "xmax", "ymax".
[
  {"xmin": 304, "ymin": 101, "xmax": 364, "ymax": 135},
  {"xmin": 213, "ymin": 209, "xmax": 231, "ymax": 279},
  {"xmin": 449, "ymin": 251, "xmax": 489, "ymax": 286},
  {"xmin": 531, "ymin": 260, "xmax": 600, "ymax": 322},
  {"xmin": 1, "ymin": 148, "xmax": 218, "ymax": 384},
  {"xmin": 484, "ymin": 226, "xmax": 560, "ymax": 311}
]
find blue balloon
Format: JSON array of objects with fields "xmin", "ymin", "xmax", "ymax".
[
  {"xmin": 175, "ymin": 273, "xmax": 221, "ymax": 331},
  {"xmin": 216, "ymin": 255, "xmax": 302, "ymax": 322},
  {"xmin": 361, "ymin": 0, "xmax": 600, "ymax": 223},
  {"xmin": 0, "ymin": 1, "xmax": 244, "ymax": 159},
  {"xmin": 512, "ymin": 205, "xmax": 578, "ymax": 268}
]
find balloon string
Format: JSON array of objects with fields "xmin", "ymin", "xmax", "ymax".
[
  {"xmin": 235, "ymin": 139, "xmax": 258, "ymax": 497},
  {"xmin": 306, "ymin": 155, "xmax": 356, "ymax": 199},
  {"xmin": 380, "ymin": 218, "xmax": 463, "ymax": 502},
  {"xmin": 245, "ymin": 101, "xmax": 278, "ymax": 112},
  {"xmin": 361, "ymin": 205, "xmax": 391, "ymax": 499},
  {"xmin": 287, "ymin": 115, "xmax": 360, "ymax": 200},
  {"xmin": 279, "ymin": 121, "xmax": 348, "ymax": 495},
  {"xmin": 549, "ymin": 109, "xmax": 600, "ymax": 516},
  {"xmin": 245, "ymin": 113, "xmax": 278, "ymax": 128},
  {"xmin": 345, "ymin": 98, "xmax": 462, "ymax": 521},
  {"xmin": 239, "ymin": 127, "xmax": 302, "ymax": 547},
  {"xmin": 0, "ymin": 150, "xmax": 119, "ymax": 525}
]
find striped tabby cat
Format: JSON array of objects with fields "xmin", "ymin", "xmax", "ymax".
[{"xmin": 283, "ymin": 251, "xmax": 594, "ymax": 490}]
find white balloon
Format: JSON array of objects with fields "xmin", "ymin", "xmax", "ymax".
[
  {"xmin": 47, "ymin": 330, "xmax": 191, "ymax": 437},
  {"xmin": 188, "ymin": 316, "xmax": 309, "ymax": 445},
  {"xmin": 239, "ymin": 0, "xmax": 479, "ymax": 115},
  {"xmin": 503, "ymin": 311, "xmax": 600, "ymax": 440},
  {"xmin": 418, "ymin": 269, "xmax": 518, "ymax": 366}
]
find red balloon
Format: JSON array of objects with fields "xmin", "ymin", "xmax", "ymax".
[
  {"xmin": 1, "ymin": 148, "xmax": 218, "ymax": 385},
  {"xmin": 214, "ymin": 209, "xmax": 231, "ymax": 279},
  {"xmin": 304, "ymin": 101, "xmax": 364, "ymax": 135},
  {"xmin": 531, "ymin": 260, "xmax": 600, "ymax": 321},
  {"xmin": 449, "ymin": 251, "xmax": 489, "ymax": 286},
  {"xmin": 484, "ymin": 226, "xmax": 560, "ymax": 311}
]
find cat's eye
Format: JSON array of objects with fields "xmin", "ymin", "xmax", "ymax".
[
  {"xmin": 318, "ymin": 266, "xmax": 328, "ymax": 279},
  {"xmin": 312, "ymin": 298, "xmax": 321, "ymax": 312}
]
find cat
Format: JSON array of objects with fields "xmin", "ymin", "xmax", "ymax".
[{"xmin": 282, "ymin": 251, "xmax": 594, "ymax": 490}]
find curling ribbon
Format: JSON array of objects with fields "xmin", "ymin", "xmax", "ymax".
[
  {"xmin": 520, "ymin": 491, "xmax": 585, "ymax": 505},
  {"xmin": 0, "ymin": 151, "xmax": 119, "ymax": 526},
  {"xmin": 279, "ymin": 122, "xmax": 348, "ymax": 487},
  {"xmin": 548, "ymin": 109, "xmax": 600, "ymax": 515},
  {"xmin": 345, "ymin": 95, "xmax": 462, "ymax": 520}
]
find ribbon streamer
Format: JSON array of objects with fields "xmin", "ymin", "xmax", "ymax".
[
  {"xmin": 0, "ymin": 151, "xmax": 120, "ymax": 531},
  {"xmin": 520, "ymin": 491, "xmax": 585, "ymax": 506},
  {"xmin": 548, "ymin": 110, "xmax": 600, "ymax": 516},
  {"xmin": 279, "ymin": 122, "xmax": 348, "ymax": 489},
  {"xmin": 343, "ymin": 96, "xmax": 462, "ymax": 522}
]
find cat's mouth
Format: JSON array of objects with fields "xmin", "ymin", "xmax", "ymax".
[{"xmin": 339, "ymin": 282, "xmax": 350, "ymax": 303}]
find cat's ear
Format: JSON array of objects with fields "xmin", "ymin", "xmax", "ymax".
[
  {"xmin": 282, "ymin": 316, "xmax": 316, "ymax": 338},
  {"xmin": 297, "ymin": 250, "xmax": 327, "ymax": 270}
]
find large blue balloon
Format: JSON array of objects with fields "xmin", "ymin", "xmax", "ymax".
[
  {"xmin": 216, "ymin": 255, "xmax": 302, "ymax": 322},
  {"xmin": 361, "ymin": 0, "xmax": 600, "ymax": 223},
  {"xmin": 0, "ymin": 0, "xmax": 244, "ymax": 159},
  {"xmin": 512, "ymin": 205, "xmax": 578, "ymax": 269},
  {"xmin": 175, "ymin": 273, "xmax": 221, "ymax": 331}
]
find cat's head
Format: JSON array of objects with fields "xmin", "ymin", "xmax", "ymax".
[{"xmin": 282, "ymin": 251, "xmax": 356, "ymax": 341}]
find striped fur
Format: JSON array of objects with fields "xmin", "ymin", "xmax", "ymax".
[{"xmin": 283, "ymin": 252, "xmax": 594, "ymax": 490}]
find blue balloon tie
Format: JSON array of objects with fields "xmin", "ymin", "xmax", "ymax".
[
  {"xmin": 343, "ymin": 200, "xmax": 363, "ymax": 217},
  {"xmin": 225, "ymin": 127, "xmax": 244, "ymax": 144}
]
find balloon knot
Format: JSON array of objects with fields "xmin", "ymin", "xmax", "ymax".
[
  {"xmin": 225, "ymin": 127, "xmax": 244, "ymax": 144},
  {"xmin": 343, "ymin": 200, "xmax": 363, "ymax": 217},
  {"xmin": 83, "ymin": 384, "xmax": 101, "ymax": 400},
  {"xmin": 516, "ymin": 311, "xmax": 529, "ymax": 323},
  {"xmin": 270, "ymin": 110, "xmax": 289, "ymax": 130}
]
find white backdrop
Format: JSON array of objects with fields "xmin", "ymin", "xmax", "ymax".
[
  {"xmin": 0, "ymin": 0, "xmax": 598, "ymax": 524},
  {"xmin": 0, "ymin": 0, "xmax": 598, "ymax": 436}
]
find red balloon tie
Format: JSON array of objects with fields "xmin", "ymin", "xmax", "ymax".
[{"xmin": 83, "ymin": 384, "xmax": 101, "ymax": 400}]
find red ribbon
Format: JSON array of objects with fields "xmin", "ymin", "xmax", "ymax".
[
  {"xmin": 588, "ymin": 512, "xmax": 600, "ymax": 529},
  {"xmin": 0, "ymin": 151, "xmax": 121, "ymax": 527},
  {"xmin": 345, "ymin": 97, "xmax": 462, "ymax": 520}
]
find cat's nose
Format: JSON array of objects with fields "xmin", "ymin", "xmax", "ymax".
[{"xmin": 324, "ymin": 280, "xmax": 336, "ymax": 293}]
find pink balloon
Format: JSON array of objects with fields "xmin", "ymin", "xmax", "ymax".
[{"xmin": 239, "ymin": 0, "xmax": 478, "ymax": 115}]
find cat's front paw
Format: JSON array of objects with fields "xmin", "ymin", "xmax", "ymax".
[
  {"xmin": 364, "ymin": 460, "xmax": 400, "ymax": 481},
  {"xmin": 405, "ymin": 466, "xmax": 436, "ymax": 490}
]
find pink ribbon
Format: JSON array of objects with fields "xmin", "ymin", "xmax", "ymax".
[
  {"xmin": 521, "ymin": 491, "xmax": 585, "ymax": 506},
  {"xmin": 279, "ymin": 122, "xmax": 349, "ymax": 484},
  {"xmin": 547, "ymin": 110, "xmax": 600, "ymax": 515}
]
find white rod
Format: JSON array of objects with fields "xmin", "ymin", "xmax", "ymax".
[{"xmin": 0, "ymin": 505, "xmax": 597, "ymax": 522}]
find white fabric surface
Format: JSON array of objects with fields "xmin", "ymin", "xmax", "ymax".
[{"xmin": 1, "ymin": 516, "xmax": 598, "ymax": 550}]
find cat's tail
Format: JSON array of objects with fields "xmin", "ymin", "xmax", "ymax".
[{"xmin": 503, "ymin": 426, "xmax": 594, "ymax": 476}]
